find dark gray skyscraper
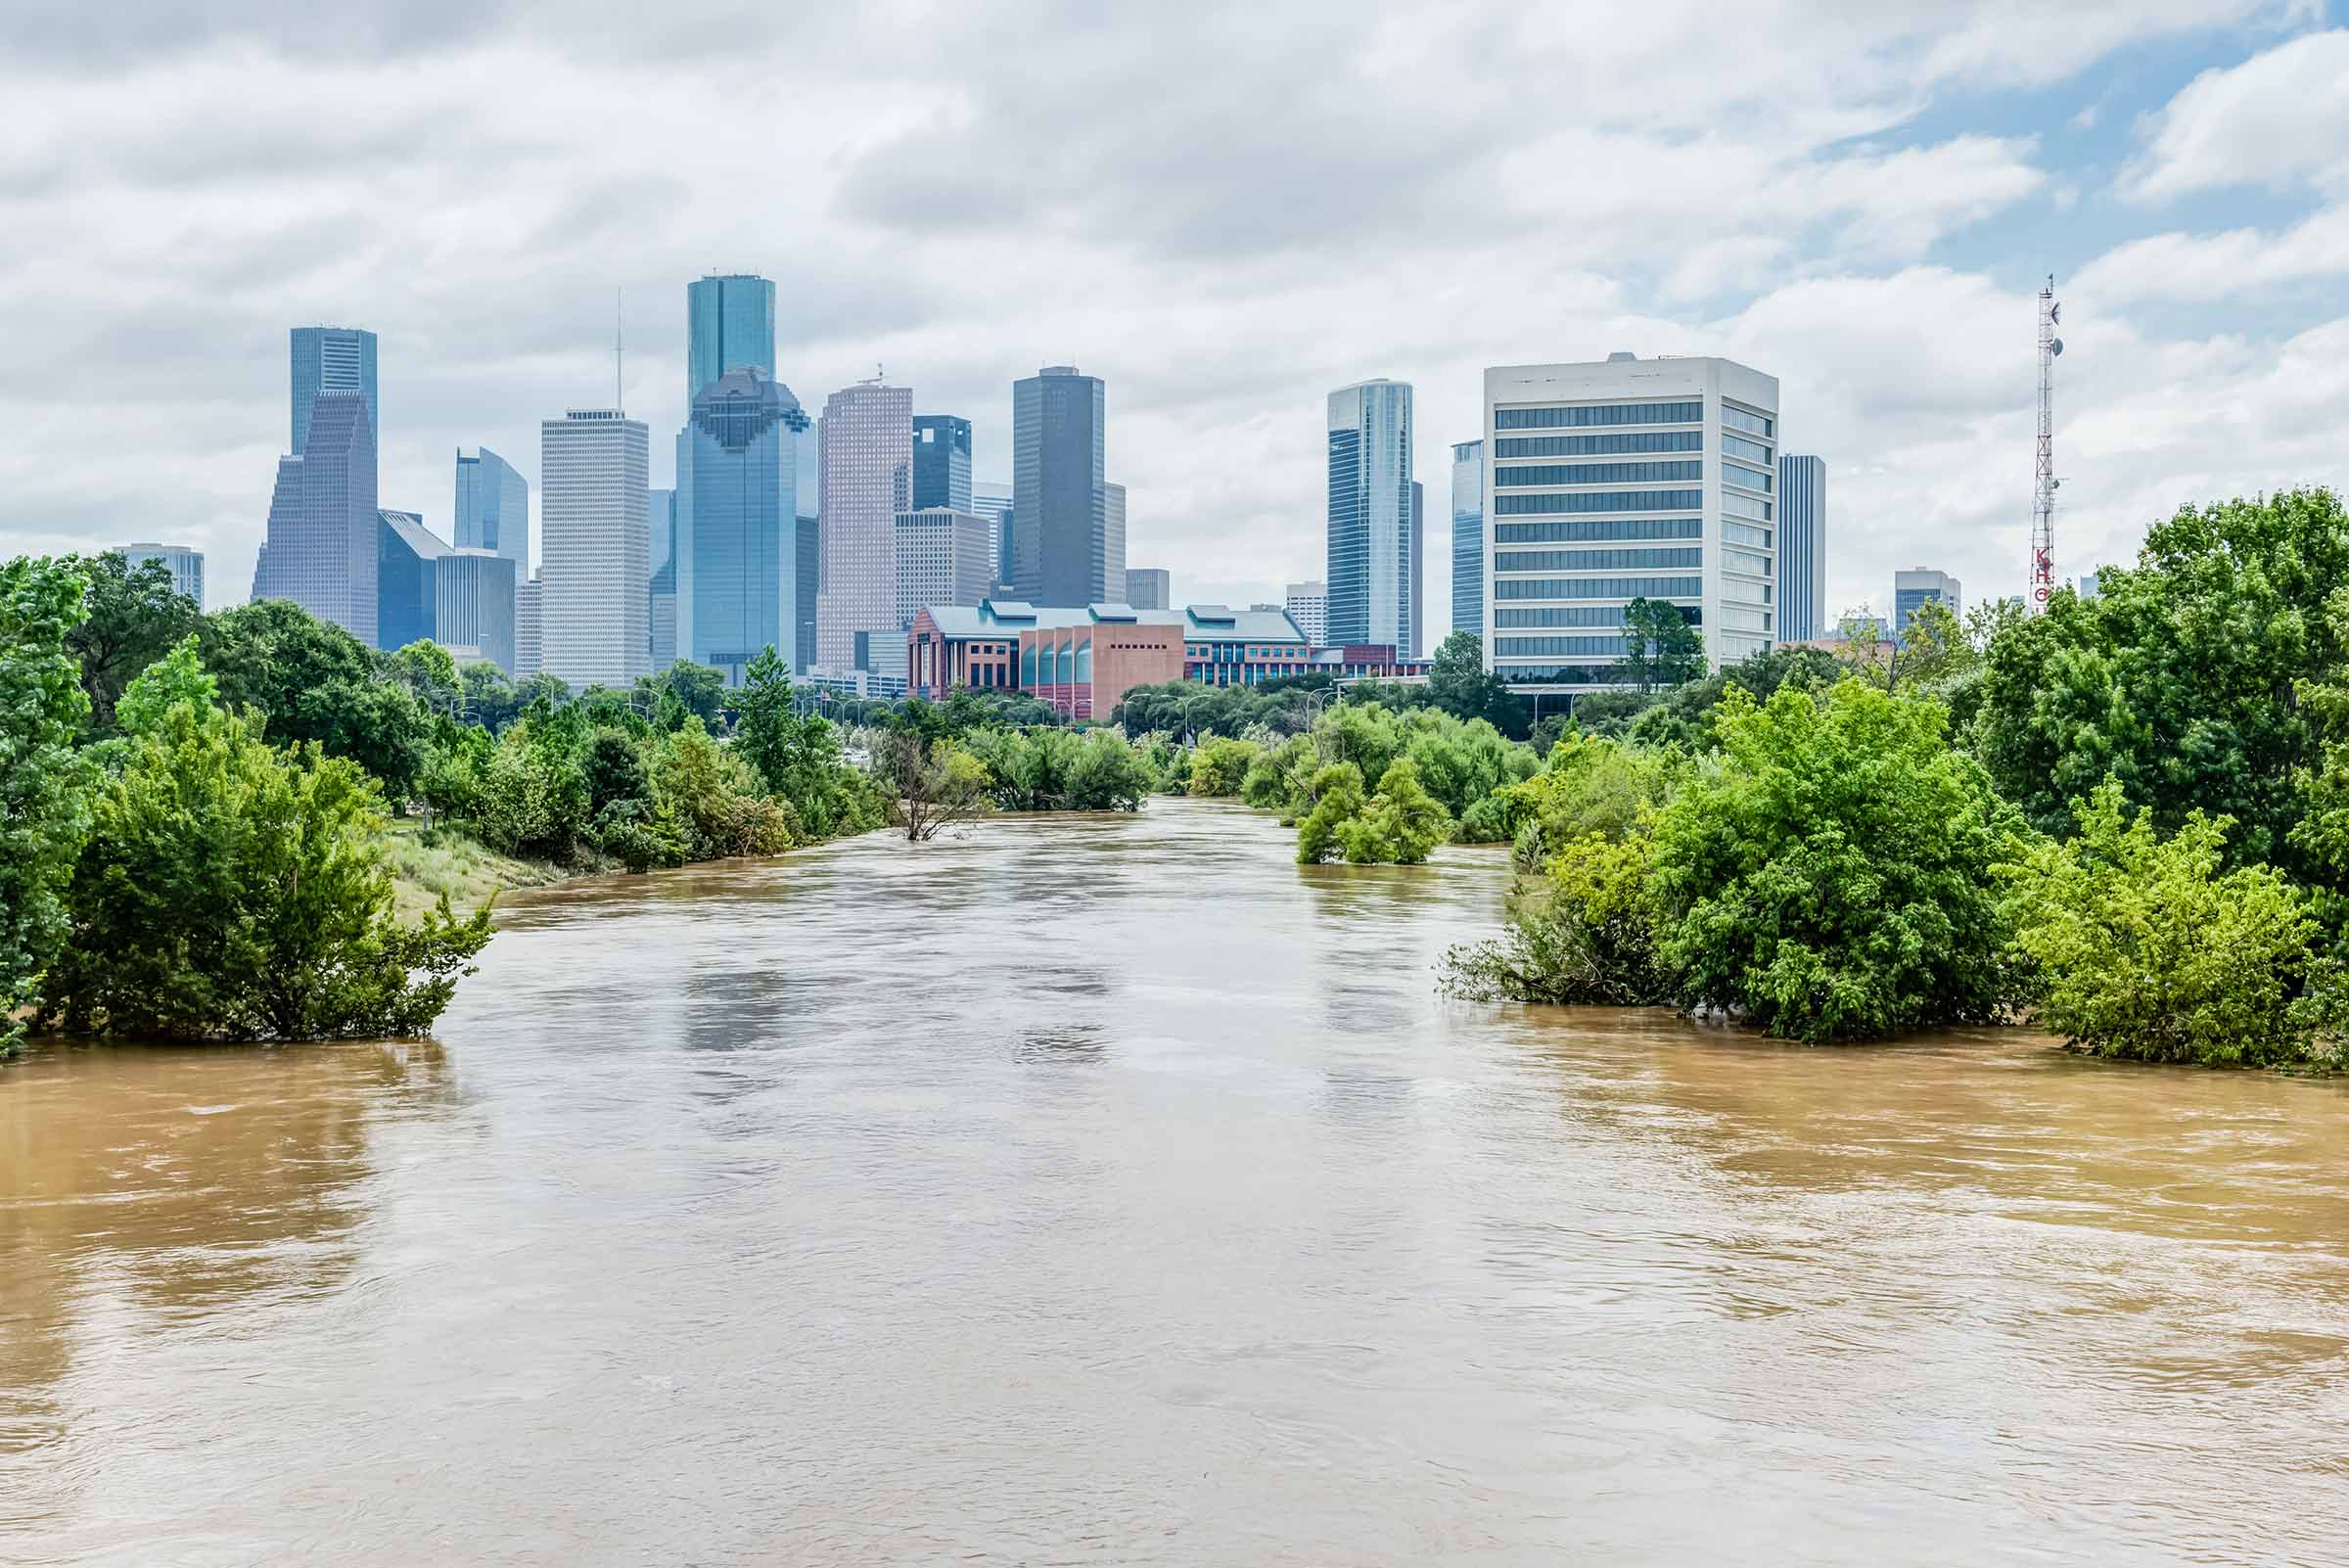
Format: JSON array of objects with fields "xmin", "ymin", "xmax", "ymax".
[
  {"xmin": 291, "ymin": 327, "xmax": 378, "ymax": 453},
  {"xmin": 686, "ymin": 274, "xmax": 777, "ymax": 405},
  {"xmin": 253, "ymin": 389, "xmax": 378, "ymax": 644},
  {"xmin": 1012, "ymin": 365, "xmax": 1107, "ymax": 604},
  {"xmin": 911, "ymin": 414, "xmax": 973, "ymax": 512}
]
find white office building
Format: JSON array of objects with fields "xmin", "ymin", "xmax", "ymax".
[
  {"xmin": 539, "ymin": 409, "xmax": 650, "ymax": 690},
  {"xmin": 1482, "ymin": 354, "xmax": 1779, "ymax": 692}
]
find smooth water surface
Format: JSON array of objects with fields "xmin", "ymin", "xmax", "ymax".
[{"xmin": 4, "ymin": 799, "xmax": 2346, "ymax": 1565}]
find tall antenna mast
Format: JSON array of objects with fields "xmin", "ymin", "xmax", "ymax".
[
  {"xmin": 614, "ymin": 288, "xmax": 624, "ymax": 414},
  {"xmin": 2030, "ymin": 274, "xmax": 2063, "ymax": 613}
]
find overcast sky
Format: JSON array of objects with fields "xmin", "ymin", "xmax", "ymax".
[{"xmin": 4, "ymin": 1, "xmax": 2346, "ymax": 630}]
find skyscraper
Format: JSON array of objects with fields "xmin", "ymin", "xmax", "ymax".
[
  {"xmin": 685, "ymin": 274, "xmax": 778, "ymax": 406},
  {"xmin": 1408, "ymin": 479, "xmax": 1425, "ymax": 659},
  {"xmin": 679, "ymin": 367, "xmax": 809, "ymax": 685},
  {"xmin": 1777, "ymin": 455, "xmax": 1827, "ymax": 643},
  {"xmin": 539, "ymin": 408, "xmax": 650, "ymax": 690},
  {"xmin": 1451, "ymin": 439, "xmax": 1485, "ymax": 641},
  {"xmin": 1325, "ymin": 379, "xmax": 1413, "ymax": 648},
  {"xmin": 253, "ymin": 389, "xmax": 378, "ymax": 644},
  {"xmin": 971, "ymin": 482, "xmax": 1013, "ymax": 588},
  {"xmin": 1480, "ymin": 353, "xmax": 1777, "ymax": 692},
  {"xmin": 1103, "ymin": 481, "xmax": 1128, "ymax": 604},
  {"xmin": 815, "ymin": 380, "xmax": 912, "ymax": 669},
  {"xmin": 911, "ymin": 414, "xmax": 973, "ymax": 512},
  {"xmin": 1893, "ymin": 568, "xmax": 1961, "ymax": 642},
  {"xmin": 453, "ymin": 446, "xmax": 529, "ymax": 570},
  {"xmin": 115, "ymin": 543, "xmax": 204, "ymax": 608},
  {"xmin": 1126, "ymin": 568, "xmax": 1171, "ymax": 611},
  {"xmin": 1012, "ymin": 365, "xmax": 1108, "ymax": 603},
  {"xmin": 376, "ymin": 509, "xmax": 446, "ymax": 651},
  {"xmin": 291, "ymin": 327, "xmax": 378, "ymax": 453},
  {"xmin": 1285, "ymin": 580, "xmax": 1328, "ymax": 644},
  {"xmin": 894, "ymin": 508, "xmax": 994, "ymax": 627}
]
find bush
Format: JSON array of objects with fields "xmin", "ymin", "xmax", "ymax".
[
  {"xmin": 2002, "ymin": 781, "xmax": 2326, "ymax": 1066},
  {"xmin": 1649, "ymin": 679, "xmax": 2023, "ymax": 1043}
]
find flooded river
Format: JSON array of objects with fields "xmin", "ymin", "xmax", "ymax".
[{"xmin": 4, "ymin": 799, "xmax": 2346, "ymax": 1565}]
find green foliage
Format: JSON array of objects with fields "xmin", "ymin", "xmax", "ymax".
[
  {"xmin": 2001, "ymin": 781, "xmax": 2326, "ymax": 1067},
  {"xmin": 1186, "ymin": 736, "xmax": 1263, "ymax": 797},
  {"xmin": 1, "ymin": 557, "xmax": 97, "ymax": 1056},
  {"xmin": 1295, "ymin": 761, "xmax": 1367, "ymax": 865},
  {"xmin": 40, "ymin": 643, "xmax": 491, "ymax": 1041},
  {"xmin": 65, "ymin": 551, "xmax": 201, "ymax": 737},
  {"xmin": 1649, "ymin": 679, "xmax": 2023, "ymax": 1043}
]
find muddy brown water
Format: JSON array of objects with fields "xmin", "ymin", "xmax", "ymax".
[{"xmin": 4, "ymin": 799, "xmax": 2345, "ymax": 1565}]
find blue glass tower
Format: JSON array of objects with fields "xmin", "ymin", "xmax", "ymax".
[
  {"xmin": 291, "ymin": 327, "xmax": 378, "ymax": 454},
  {"xmin": 912, "ymin": 414, "xmax": 973, "ymax": 512},
  {"xmin": 679, "ymin": 367, "xmax": 810, "ymax": 684},
  {"xmin": 1451, "ymin": 439, "xmax": 1485, "ymax": 640},
  {"xmin": 686, "ymin": 275, "xmax": 778, "ymax": 406},
  {"xmin": 1326, "ymin": 379, "xmax": 1413, "ymax": 647}
]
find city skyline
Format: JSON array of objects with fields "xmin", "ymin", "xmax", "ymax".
[{"xmin": 7, "ymin": 11, "xmax": 2347, "ymax": 646}]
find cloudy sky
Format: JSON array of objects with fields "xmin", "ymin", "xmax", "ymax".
[{"xmin": 3, "ymin": 1, "xmax": 2346, "ymax": 631}]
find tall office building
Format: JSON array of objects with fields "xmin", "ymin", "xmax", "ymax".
[
  {"xmin": 971, "ymin": 482, "xmax": 1014, "ymax": 587},
  {"xmin": 1103, "ymin": 481, "xmax": 1128, "ymax": 604},
  {"xmin": 437, "ymin": 549, "xmax": 518, "ymax": 672},
  {"xmin": 1127, "ymin": 568, "xmax": 1171, "ymax": 610},
  {"xmin": 795, "ymin": 512, "xmax": 819, "ymax": 672},
  {"xmin": 1481, "ymin": 353, "xmax": 1778, "ymax": 691},
  {"xmin": 516, "ymin": 576, "xmax": 542, "ymax": 678},
  {"xmin": 1777, "ymin": 455, "xmax": 1827, "ymax": 643},
  {"xmin": 453, "ymin": 446, "xmax": 529, "ymax": 570},
  {"xmin": 1285, "ymin": 580, "xmax": 1328, "ymax": 644},
  {"xmin": 1408, "ymin": 480, "xmax": 1425, "ymax": 658},
  {"xmin": 290, "ymin": 327, "xmax": 378, "ymax": 454},
  {"xmin": 685, "ymin": 274, "xmax": 778, "ymax": 406},
  {"xmin": 1451, "ymin": 440, "xmax": 1485, "ymax": 641},
  {"xmin": 815, "ymin": 380, "xmax": 912, "ymax": 669},
  {"xmin": 894, "ymin": 509, "xmax": 994, "ymax": 627},
  {"xmin": 253, "ymin": 389, "xmax": 378, "ymax": 644},
  {"xmin": 678, "ymin": 367, "xmax": 809, "ymax": 685},
  {"xmin": 376, "ymin": 509, "xmax": 446, "ymax": 651},
  {"xmin": 911, "ymin": 414, "xmax": 973, "ymax": 512},
  {"xmin": 1325, "ymin": 379, "xmax": 1413, "ymax": 647},
  {"xmin": 1012, "ymin": 365, "xmax": 1108, "ymax": 603},
  {"xmin": 1893, "ymin": 568, "xmax": 1961, "ymax": 642},
  {"xmin": 539, "ymin": 408, "xmax": 650, "ymax": 690},
  {"xmin": 115, "ymin": 543, "xmax": 204, "ymax": 608}
]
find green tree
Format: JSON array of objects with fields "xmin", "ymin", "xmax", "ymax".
[
  {"xmin": 1649, "ymin": 679, "xmax": 2023, "ymax": 1043},
  {"xmin": 1422, "ymin": 630, "xmax": 1531, "ymax": 737},
  {"xmin": 40, "ymin": 641, "xmax": 490, "ymax": 1041},
  {"xmin": 1, "ymin": 557, "xmax": 96, "ymax": 1056},
  {"xmin": 64, "ymin": 551, "xmax": 201, "ymax": 736},
  {"xmin": 1621, "ymin": 597, "xmax": 1704, "ymax": 693},
  {"xmin": 2002, "ymin": 781, "xmax": 2324, "ymax": 1067}
]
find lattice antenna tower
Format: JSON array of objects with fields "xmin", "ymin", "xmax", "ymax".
[{"xmin": 2030, "ymin": 275, "xmax": 2063, "ymax": 613}]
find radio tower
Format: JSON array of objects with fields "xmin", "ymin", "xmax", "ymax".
[{"xmin": 2030, "ymin": 275, "xmax": 2063, "ymax": 613}]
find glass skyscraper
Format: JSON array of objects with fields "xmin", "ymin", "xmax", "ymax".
[
  {"xmin": 291, "ymin": 327, "xmax": 378, "ymax": 454},
  {"xmin": 911, "ymin": 414, "xmax": 973, "ymax": 512},
  {"xmin": 678, "ymin": 367, "xmax": 809, "ymax": 685},
  {"xmin": 1325, "ymin": 379, "xmax": 1413, "ymax": 648},
  {"xmin": 685, "ymin": 274, "xmax": 778, "ymax": 406},
  {"xmin": 1777, "ymin": 455, "xmax": 1826, "ymax": 643},
  {"xmin": 1012, "ymin": 365, "xmax": 1107, "ymax": 604},
  {"xmin": 1451, "ymin": 440, "xmax": 1485, "ymax": 641},
  {"xmin": 253, "ymin": 389, "xmax": 378, "ymax": 644},
  {"xmin": 453, "ymin": 446, "xmax": 529, "ymax": 571}
]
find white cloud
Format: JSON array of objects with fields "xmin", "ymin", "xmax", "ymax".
[{"xmin": 2123, "ymin": 28, "xmax": 2349, "ymax": 201}]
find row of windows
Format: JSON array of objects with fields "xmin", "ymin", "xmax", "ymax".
[
  {"xmin": 1495, "ymin": 460, "xmax": 1703, "ymax": 487},
  {"xmin": 1723, "ymin": 405, "xmax": 1773, "ymax": 438},
  {"xmin": 1723, "ymin": 490, "xmax": 1773, "ymax": 522},
  {"xmin": 1496, "ymin": 604, "xmax": 1702, "ymax": 628},
  {"xmin": 1494, "ymin": 517, "xmax": 1701, "ymax": 544},
  {"xmin": 1495, "ymin": 576, "xmax": 1703, "ymax": 600},
  {"xmin": 1494, "ymin": 635, "xmax": 1631, "ymax": 657},
  {"xmin": 1723, "ymin": 547, "xmax": 1773, "ymax": 577},
  {"xmin": 1496, "ymin": 488, "xmax": 1705, "ymax": 516},
  {"xmin": 1724, "ymin": 521, "xmax": 1773, "ymax": 549},
  {"xmin": 1497, "ymin": 546, "xmax": 1702, "ymax": 572},
  {"xmin": 1496, "ymin": 400, "xmax": 1703, "ymax": 430},
  {"xmin": 1494, "ymin": 431, "xmax": 1702, "ymax": 458},
  {"xmin": 1724, "ymin": 461, "xmax": 1773, "ymax": 493},
  {"xmin": 1721, "ymin": 432, "xmax": 1773, "ymax": 466}
]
